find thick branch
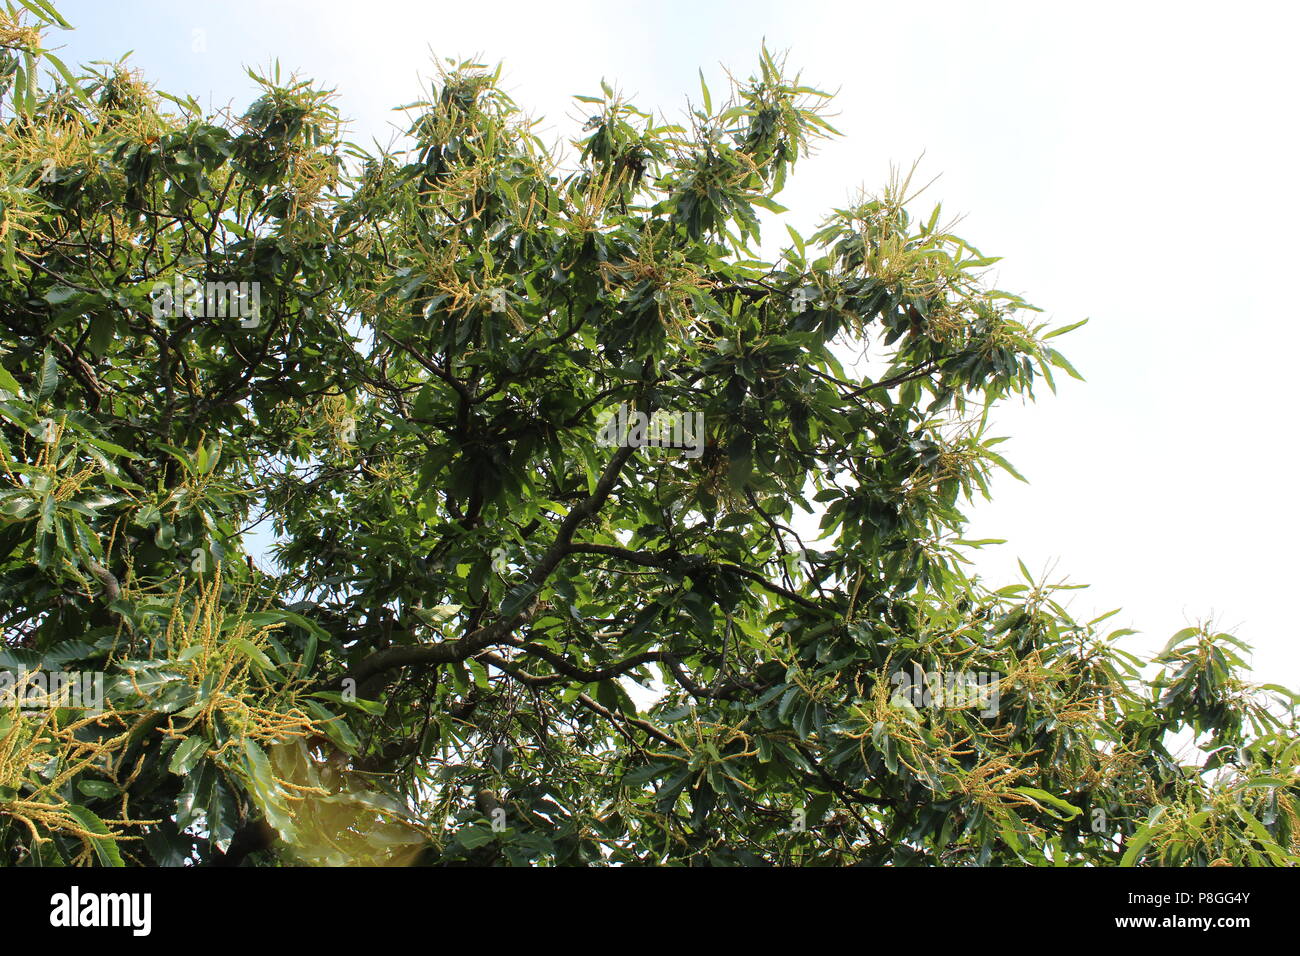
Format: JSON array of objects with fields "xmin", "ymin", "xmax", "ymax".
[{"xmin": 339, "ymin": 444, "xmax": 638, "ymax": 688}]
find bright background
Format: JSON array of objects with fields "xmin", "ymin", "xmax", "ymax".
[{"xmin": 50, "ymin": 1, "xmax": 1300, "ymax": 683}]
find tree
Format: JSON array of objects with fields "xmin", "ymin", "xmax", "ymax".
[{"xmin": 0, "ymin": 1, "xmax": 1296, "ymax": 866}]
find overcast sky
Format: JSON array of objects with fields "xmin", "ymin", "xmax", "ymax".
[{"xmin": 51, "ymin": 1, "xmax": 1300, "ymax": 685}]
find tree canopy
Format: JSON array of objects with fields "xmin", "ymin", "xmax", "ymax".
[{"xmin": 1, "ymin": 1, "xmax": 1297, "ymax": 866}]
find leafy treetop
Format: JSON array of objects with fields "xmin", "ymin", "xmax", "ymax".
[{"xmin": 0, "ymin": 1, "xmax": 1295, "ymax": 866}]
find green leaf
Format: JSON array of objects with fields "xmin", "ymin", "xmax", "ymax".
[
  {"xmin": 1012, "ymin": 787, "xmax": 1081, "ymax": 821},
  {"xmin": 43, "ymin": 53, "xmax": 93, "ymax": 107},
  {"xmin": 37, "ymin": 348, "xmax": 58, "ymax": 401},
  {"xmin": 1046, "ymin": 348, "xmax": 1084, "ymax": 381},
  {"xmin": 231, "ymin": 637, "xmax": 283, "ymax": 678},
  {"xmin": 76, "ymin": 780, "xmax": 119, "ymax": 800},
  {"xmin": 1043, "ymin": 317, "xmax": 1088, "ymax": 339},
  {"xmin": 65, "ymin": 805, "xmax": 124, "ymax": 867},
  {"xmin": 1120, "ymin": 808, "xmax": 1166, "ymax": 867},
  {"xmin": 240, "ymin": 739, "xmax": 296, "ymax": 843},
  {"xmin": 168, "ymin": 735, "xmax": 208, "ymax": 776},
  {"xmin": 17, "ymin": 0, "xmax": 73, "ymax": 28},
  {"xmin": 984, "ymin": 449, "xmax": 1028, "ymax": 483},
  {"xmin": 43, "ymin": 286, "xmax": 79, "ymax": 305},
  {"xmin": 457, "ymin": 825, "xmax": 496, "ymax": 849}
]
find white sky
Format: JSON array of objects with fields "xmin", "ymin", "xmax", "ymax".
[{"xmin": 53, "ymin": 1, "xmax": 1300, "ymax": 685}]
